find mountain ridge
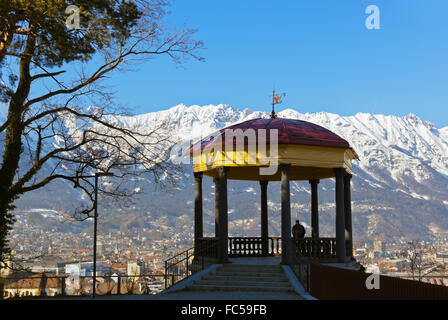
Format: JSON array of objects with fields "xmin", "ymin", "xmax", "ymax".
[{"xmin": 6, "ymin": 104, "xmax": 448, "ymax": 241}]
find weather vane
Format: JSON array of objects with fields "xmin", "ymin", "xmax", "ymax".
[{"xmin": 269, "ymin": 88, "xmax": 286, "ymax": 119}]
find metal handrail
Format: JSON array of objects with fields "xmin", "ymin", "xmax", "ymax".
[{"xmin": 163, "ymin": 239, "xmax": 218, "ymax": 289}]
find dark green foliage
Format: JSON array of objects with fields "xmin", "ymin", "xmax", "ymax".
[{"xmin": 0, "ymin": 0, "xmax": 146, "ymax": 66}]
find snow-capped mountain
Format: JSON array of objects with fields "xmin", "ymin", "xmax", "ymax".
[{"xmin": 10, "ymin": 104, "xmax": 448, "ymax": 241}]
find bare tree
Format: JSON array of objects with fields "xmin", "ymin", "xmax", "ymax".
[
  {"xmin": 407, "ymin": 241, "xmax": 437, "ymax": 282},
  {"xmin": 0, "ymin": 1, "xmax": 203, "ymax": 262},
  {"xmin": 408, "ymin": 241, "xmax": 423, "ymax": 281}
]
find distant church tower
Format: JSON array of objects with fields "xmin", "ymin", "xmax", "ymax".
[{"xmin": 97, "ymin": 242, "xmax": 103, "ymax": 255}]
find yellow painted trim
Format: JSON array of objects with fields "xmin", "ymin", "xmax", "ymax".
[{"xmin": 192, "ymin": 144, "xmax": 355, "ymax": 179}]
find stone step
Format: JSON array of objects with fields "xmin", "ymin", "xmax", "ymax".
[
  {"xmin": 220, "ymin": 264, "xmax": 282, "ymax": 270},
  {"xmin": 213, "ymin": 271, "xmax": 284, "ymax": 277},
  {"xmin": 194, "ymin": 279, "xmax": 292, "ymax": 288},
  {"xmin": 201, "ymin": 275, "xmax": 289, "ymax": 282},
  {"xmin": 218, "ymin": 266, "xmax": 283, "ymax": 271},
  {"xmin": 187, "ymin": 284, "xmax": 294, "ymax": 293},
  {"xmin": 208, "ymin": 268, "xmax": 284, "ymax": 273},
  {"xmin": 182, "ymin": 263, "xmax": 297, "ymax": 294}
]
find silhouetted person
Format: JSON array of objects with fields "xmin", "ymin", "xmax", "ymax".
[{"xmin": 292, "ymin": 220, "xmax": 305, "ymax": 241}]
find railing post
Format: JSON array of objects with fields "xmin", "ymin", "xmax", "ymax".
[
  {"xmin": 186, "ymin": 251, "xmax": 189, "ymax": 276},
  {"xmin": 164, "ymin": 261, "xmax": 167, "ymax": 289},
  {"xmin": 117, "ymin": 276, "xmax": 121, "ymax": 295}
]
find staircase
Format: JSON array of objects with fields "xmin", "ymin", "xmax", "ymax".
[{"xmin": 187, "ymin": 264, "xmax": 294, "ymax": 292}]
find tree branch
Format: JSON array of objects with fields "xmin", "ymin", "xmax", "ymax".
[{"xmin": 31, "ymin": 70, "xmax": 66, "ymax": 82}]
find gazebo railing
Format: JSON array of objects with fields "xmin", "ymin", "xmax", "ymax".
[
  {"xmin": 228, "ymin": 237, "xmax": 262, "ymax": 256},
  {"xmin": 191, "ymin": 237, "xmax": 337, "ymax": 259},
  {"xmin": 268, "ymin": 236, "xmax": 281, "ymax": 256},
  {"xmin": 228, "ymin": 237, "xmax": 281, "ymax": 257},
  {"xmin": 294, "ymin": 237, "xmax": 337, "ymax": 259},
  {"xmin": 227, "ymin": 236, "xmax": 337, "ymax": 259}
]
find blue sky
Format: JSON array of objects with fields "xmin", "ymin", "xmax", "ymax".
[
  {"xmin": 114, "ymin": 0, "xmax": 448, "ymax": 126},
  {"xmin": 4, "ymin": 1, "xmax": 448, "ymax": 128}
]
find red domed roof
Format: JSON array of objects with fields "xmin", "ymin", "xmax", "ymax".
[{"xmin": 190, "ymin": 117, "xmax": 356, "ymax": 154}]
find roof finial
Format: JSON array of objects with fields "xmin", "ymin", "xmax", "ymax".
[{"xmin": 270, "ymin": 88, "xmax": 286, "ymax": 119}]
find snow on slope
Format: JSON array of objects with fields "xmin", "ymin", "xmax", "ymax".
[
  {"xmin": 115, "ymin": 104, "xmax": 262, "ymax": 141},
  {"xmin": 122, "ymin": 104, "xmax": 448, "ymax": 186},
  {"xmin": 441, "ymin": 127, "xmax": 448, "ymax": 141},
  {"xmin": 10, "ymin": 103, "xmax": 448, "ymax": 239},
  {"xmin": 277, "ymin": 110, "xmax": 448, "ymax": 185},
  {"xmin": 111, "ymin": 104, "xmax": 448, "ymax": 206}
]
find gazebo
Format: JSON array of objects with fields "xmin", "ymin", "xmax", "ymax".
[{"xmin": 189, "ymin": 117, "xmax": 359, "ymax": 265}]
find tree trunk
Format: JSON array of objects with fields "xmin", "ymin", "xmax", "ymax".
[{"xmin": 0, "ymin": 34, "xmax": 35, "ymax": 260}]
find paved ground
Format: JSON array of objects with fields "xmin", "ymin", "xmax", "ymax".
[
  {"xmin": 37, "ymin": 291, "xmax": 305, "ymax": 300},
  {"xmin": 86, "ymin": 291, "xmax": 304, "ymax": 300}
]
